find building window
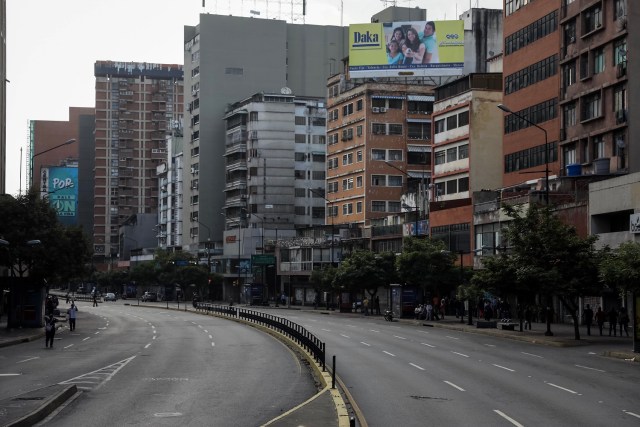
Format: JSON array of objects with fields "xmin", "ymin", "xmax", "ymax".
[
  {"xmin": 372, "ymin": 175, "xmax": 386, "ymax": 186},
  {"xmin": 388, "ymin": 99, "xmax": 403, "ymax": 109},
  {"xmin": 407, "ymin": 122, "xmax": 431, "ymax": 140},
  {"xmin": 356, "ymin": 201, "xmax": 363, "ymax": 213},
  {"xmin": 505, "ymin": 10, "xmax": 558, "ymax": 54},
  {"xmin": 614, "ymin": 0, "xmax": 627, "ymax": 20},
  {"xmin": 592, "ymin": 135, "xmax": 605, "ymax": 159},
  {"xmin": 563, "ymin": 144, "xmax": 577, "ymax": 166},
  {"xmin": 563, "ymin": 61, "xmax": 577, "ymax": 88},
  {"xmin": 505, "ymin": 142, "xmax": 558, "ymax": 173},
  {"xmin": 388, "ymin": 202, "xmax": 401, "ymax": 212},
  {"xmin": 458, "ymin": 177, "xmax": 469, "ymax": 192},
  {"xmin": 446, "ymin": 115, "xmax": 458, "ymax": 130},
  {"xmin": 295, "ymin": 116, "xmax": 306, "ymax": 125},
  {"xmin": 563, "ymin": 102, "xmax": 577, "ymax": 127},
  {"xmin": 357, "ymin": 150, "xmax": 363, "ymax": 162},
  {"xmin": 458, "ymin": 144, "xmax": 469, "ymax": 159},
  {"xmin": 458, "ymin": 111, "xmax": 469, "ymax": 127},
  {"xmin": 388, "ymin": 150, "xmax": 403, "ymax": 161},
  {"xmin": 446, "ymin": 147, "xmax": 458, "ymax": 162},
  {"xmin": 581, "ymin": 92, "xmax": 602, "ymax": 121},
  {"xmin": 343, "ymin": 103, "xmax": 354, "ymax": 116},
  {"xmin": 614, "ymin": 39, "xmax": 627, "ymax": 65},
  {"xmin": 435, "ymin": 151, "xmax": 446, "ymax": 165},
  {"xmin": 356, "ymin": 99, "xmax": 363, "ymax": 111},
  {"xmin": 388, "ymin": 176, "xmax": 403, "ymax": 187},
  {"xmin": 342, "ymin": 153, "xmax": 353, "ymax": 165},
  {"xmin": 583, "ymin": 4, "xmax": 603, "ymax": 34},
  {"xmin": 295, "ymin": 134, "xmax": 306, "ymax": 144},
  {"xmin": 372, "ymin": 123, "xmax": 386, "ymax": 135},
  {"xmin": 580, "ymin": 53, "xmax": 590, "ymax": 79},
  {"xmin": 614, "ymin": 84, "xmax": 627, "ymax": 113},
  {"xmin": 592, "ymin": 48, "xmax": 605, "ymax": 74},
  {"xmin": 372, "ymin": 149, "xmax": 386, "ymax": 161},
  {"xmin": 295, "ymin": 152, "xmax": 306, "ymax": 162},
  {"xmin": 357, "ymin": 125, "xmax": 363, "ymax": 136},
  {"xmin": 356, "ymin": 176, "xmax": 363, "ymax": 187},
  {"xmin": 435, "ymin": 119, "xmax": 445, "ymax": 134},
  {"xmin": 342, "ymin": 178, "xmax": 354, "ymax": 190},
  {"xmin": 388, "ymin": 124, "xmax": 403, "ymax": 135},
  {"xmin": 371, "ymin": 201, "xmax": 386, "ymax": 212},
  {"xmin": 564, "ymin": 19, "xmax": 576, "ymax": 45},
  {"xmin": 343, "ymin": 203, "xmax": 353, "ymax": 215}
]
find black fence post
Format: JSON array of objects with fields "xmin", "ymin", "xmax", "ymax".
[{"xmin": 332, "ymin": 355, "xmax": 336, "ymax": 389}]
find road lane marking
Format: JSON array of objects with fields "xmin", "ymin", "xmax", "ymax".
[
  {"xmin": 360, "ymin": 342, "xmax": 371, "ymax": 346},
  {"xmin": 409, "ymin": 363, "xmax": 425, "ymax": 371},
  {"xmin": 321, "ymin": 328, "xmax": 331, "ymax": 332},
  {"xmin": 211, "ymin": 342, "xmax": 215, "ymax": 347},
  {"xmin": 444, "ymin": 381, "xmax": 465, "ymax": 391},
  {"xmin": 492, "ymin": 364, "xmax": 515, "ymax": 372},
  {"xmin": 494, "ymin": 410, "xmax": 524, "ymax": 427},
  {"xmin": 153, "ymin": 335, "xmax": 156, "ymax": 340},
  {"xmin": 198, "ymin": 325, "xmax": 203, "ymax": 329},
  {"xmin": 521, "ymin": 351, "xmax": 543, "ymax": 358},
  {"xmin": 575, "ymin": 364, "xmax": 605, "ymax": 372},
  {"xmin": 382, "ymin": 351, "xmax": 396, "ymax": 357},
  {"xmin": 370, "ymin": 329, "xmax": 380, "ymax": 333},
  {"xmin": 484, "ymin": 344, "xmax": 496, "ymax": 347},
  {"xmin": 204, "ymin": 330, "xmax": 208, "ymax": 333},
  {"xmin": 83, "ymin": 337, "xmax": 91, "ymax": 341},
  {"xmin": 209, "ymin": 335, "xmax": 213, "ymax": 339},
  {"xmin": 546, "ymin": 382, "xmax": 578, "ymax": 394},
  {"xmin": 624, "ymin": 410, "xmax": 640, "ymax": 419},
  {"xmin": 145, "ymin": 343, "xmax": 151, "ymax": 349},
  {"xmin": 451, "ymin": 351, "xmax": 469, "ymax": 358},
  {"xmin": 17, "ymin": 357, "xmax": 39, "ymax": 364},
  {"xmin": 0, "ymin": 373, "xmax": 21, "ymax": 376},
  {"xmin": 94, "ymin": 332, "xmax": 100, "ymax": 335},
  {"xmin": 445, "ymin": 335, "xmax": 459, "ymax": 340},
  {"xmin": 393, "ymin": 335, "xmax": 407, "ymax": 340},
  {"xmin": 339, "ymin": 334, "xmax": 350, "ymax": 338},
  {"xmin": 421, "ymin": 342, "xmax": 436, "ymax": 348},
  {"xmin": 64, "ymin": 344, "xmax": 74, "ymax": 349}
]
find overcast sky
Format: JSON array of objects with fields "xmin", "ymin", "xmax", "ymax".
[{"xmin": 4, "ymin": 0, "xmax": 502, "ymax": 195}]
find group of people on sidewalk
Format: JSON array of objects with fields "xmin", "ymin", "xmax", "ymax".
[
  {"xmin": 583, "ymin": 304, "xmax": 630, "ymax": 337},
  {"xmin": 43, "ymin": 298, "xmax": 79, "ymax": 349}
]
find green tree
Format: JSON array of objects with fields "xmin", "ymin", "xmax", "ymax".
[
  {"xmin": 396, "ymin": 237, "xmax": 456, "ymax": 298},
  {"xmin": 600, "ymin": 241, "xmax": 640, "ymax": 297},
  {"xmin": 472, "ymin": 204, "xmax": 601, "ymax": 339},
  {"xmin": 333, "ymin": 250, "xmax": 396, "ymax": 301}
]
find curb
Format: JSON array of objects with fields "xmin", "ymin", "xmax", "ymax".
[{"xmin": 4, "ymin": 384, "xmax": 77, "ymax": 427}]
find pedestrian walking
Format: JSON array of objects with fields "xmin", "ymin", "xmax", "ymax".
[
  {"xmin": 93, "ymin": 294, "xmax": 98, "ymax": 307},
  {"xmin": 583, "ymin": 304, "xmax": 594, "ymax": 336},
  {"xmin": 595, "ymin": 306, "xmax": 606, "ymax": 336},
  {"xmin": 608, "ymin": 307, "xmax": 618, "ymax": 336},
  {"xmin": 44, "ymin": 314, "xmax": 58, "ymax": 348},
  {"xmin": 619, "ymin": 308, "xmax": 630, "ymax": 337},
  {"xmin": 67, "ymin": 303, "xmax": 78, "ymax": 331},
  {"xmin": 524, "ymin": 306, "xmax": 533, "ymax": 330},
  {"xmin": 363, "ymin": 297, "xmax": 369, "ymax": 316},
  {"xmin": 374, "ymin": 295, "xmax": 381, "ymax": 315}
]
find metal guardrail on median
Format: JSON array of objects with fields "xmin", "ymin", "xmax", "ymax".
[{"xmin": 195, "ymin": 303, "xmax": 325, "ymax": 371}]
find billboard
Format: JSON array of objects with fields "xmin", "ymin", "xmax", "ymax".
[
  {"xmin": 40, "ymin": 166, "xmax": 78, "ymax": 226},
  {"xmin": 348, "ymin": 20, "xmax": 464, "ymax": 78}
]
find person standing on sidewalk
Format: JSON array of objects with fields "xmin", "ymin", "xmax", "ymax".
[
  {"xmin": 619, "ymin": 308, "xmax": 630, "ymax": 337},
  {"xmin": 524, "ymin": 306, "xmax": 533, "ymax": 330},
  {"xmin": 583, "ymin": 304, "xmax": 594, "ymax": 336},
  {"xmin": 67, "ymin": 303, "xmax": 78, "ymax": 331},
  {"xmin": 374, "ymin": 295, "xmax": 381, "ymax": 315},
  {"xmin": 93, "ymin": 294, "xmax": 98, "ymax": 307},
  {"xmin": 44, "ymin": 314, "xmax": 58, "ymax": 348},
  {"xmin": 608, "ymin": 307, "xmax": 618, "ymax": 336},
  {"xmin": 363, "ymin": 297, "xmax": 369, "ymax": 316},
  {"xmin": 595, "ymin": 306, "xmax": 606, "ymax": 335}
]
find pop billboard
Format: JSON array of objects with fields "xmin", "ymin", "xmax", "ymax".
[
  {"xmin": 40, "ymin": 166, "xmax": 78, "ymax": 226},
  {"xmin": 348, "ymin": 20, "xmax": 464, "ymax": 78}
]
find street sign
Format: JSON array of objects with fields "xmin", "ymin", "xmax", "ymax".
[{"xmin": 251, "ymin": 254, "xmax": 276, "ymax": 266}]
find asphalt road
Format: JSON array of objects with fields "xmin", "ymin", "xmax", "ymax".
[
  {"xmin": 268, "ymin": 309, "xmax": 640, "ymax": 427},
  {"xmin": 0, "ymin": 302, "xmax": 317, "ymax": 426}
]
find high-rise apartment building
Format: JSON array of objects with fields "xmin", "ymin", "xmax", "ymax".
[
  {"xmin": 93, "ymin": 61, "xmax": 183, "ymax": 266},
  {"xmin": 502, "ymin": 0, "xmax": 561, "ymax": 190},
  {"xmin": 559, "ymin": 0, "xmax": 630, "ymax": 176},
  {"xmin": 182, "ymin": 14, "xmax": 348, "ymax": 255}
]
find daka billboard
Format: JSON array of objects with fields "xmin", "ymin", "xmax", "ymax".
[
  {"xmin": 348, "ymin": 20, "xmax": 464, "ymax": 78},
  {"xmin": 40, "ymin": 166, "xmax": 78, "ymax": 226}
]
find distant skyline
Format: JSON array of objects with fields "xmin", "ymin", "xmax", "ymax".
[{"xmin": 4, "ymin": 0, "xmax": 502, "ymax": 196}]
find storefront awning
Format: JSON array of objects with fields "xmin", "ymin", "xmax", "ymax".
[
  {"xmin": 407, "ymin": 171, "xmax": 431, "ymax": 179},
  {"xmin": 371, "ymin": 95, "xmax": 406, "ymax": 100},
  {"xmin": 407, "ymin": 145, "xmax": 430, "ymax": 152},
  {"xmin": 407, "ymin": 95, "xmax": 435, "ymax": 102},
  {"xmin": 406, "ymin": 118, "xmax": 431, "ymax": 123}
]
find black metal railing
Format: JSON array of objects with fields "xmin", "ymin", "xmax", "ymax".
[{"xmin": 195, "ymin": 303, "xmax": 325, "ymax": 370}]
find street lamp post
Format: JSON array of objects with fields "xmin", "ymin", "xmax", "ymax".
[
  {"xmin": 497, "ymin": 104, "xmax": 550, "ymax": 205},
  {"xmin": 31, "ymin": 138, "xmax": 76, "ymax": 189}
]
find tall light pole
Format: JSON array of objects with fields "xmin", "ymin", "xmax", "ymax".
[
  {"xmin": 31, "ymin": 138, "xmax": 76, "ymax": 189},
  {"xmin": 309, "ymin": 187, "xmax": 335, "ymax": 265},
  {"xmin": 497, "ymin": 104, "xmax": 550, "ymax": 205}
]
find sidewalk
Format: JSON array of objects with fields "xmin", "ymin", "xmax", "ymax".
[{"xmin": 0, "ymin": 305, "xmax": 637, "ymax": 427}]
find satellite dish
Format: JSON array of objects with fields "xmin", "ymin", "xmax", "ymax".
[{"xmin": 281, "ymin": 87, "xmax": 292, "ymax": 95}]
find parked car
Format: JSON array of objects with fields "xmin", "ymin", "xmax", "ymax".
[
  {"xmin": 142, "ymin": 292, "xmax": 157, "ymax": 302},
  {"xmin": 104, "ymin": 293, "xmax": 117, "ymax": 302}
]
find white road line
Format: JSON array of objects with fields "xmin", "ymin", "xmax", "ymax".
[
  {"xmin": 494, "ymin": 409, "xmax": 525, "ymax": 427},
  {"xmin": 444, "ymin": 381, "xmax": 465, "ymax": 391},
  {"xmin": 451, "ymin": 351, "xmax": 469, "ymax": 358},
  {"xmin": 17, "ymin": 357, "xmax": 39, "ymax": 364},
  {"xmin": 191, "ymin": 322, "xmax": 197, "ymax": 325},
  {"xmin": 209, "ymin": 335, "xmax": 213, "ymax": 339},
  {"xmin": 521, "ymin": 351, "xmax": 543, "ymax": 358},
  {"xmin": 393, "ymin": 335, "xmax": 407, "ymax": 340},
  {"xmin": 144, "ymin": 343, "xmax": 151, "ymax": 349},
  {"xmin": 211, "ymin": 342, "xmax": 215, "ymax": 347},
  {"xmin": 153, "ymin": 335, "xmax": 157, "ymax": 340},
  {"xmin": 198, "ymin": 325, "xmax": 203, "ymax": 329},
  {"xmin": 445, "ymin": 335, "xmax": 459, "ymax": 340},
  {"xmin": 370, "ymin": 329, "xmax": 380, "ymax": 333},
  {"xmin": 492, "ymin": 364, "xmax": 515, "ymax": 372},
  {"xmin": 0, "ymin": 373, "xmax": 21, "ymax": 376},
  {"xmin": 421, "ymin": 342, "xmax": 436, "ymax": 348},
  {"xmin": 575, "ymin": 364, "xmax": 605, "ymax": 372},
  {"xmin": 321, "ymin": 328, "xmax": 331, "ymax": 332},
  {"xmin": 360, "ymin": 342, "xmax": 371, "ymax": 346},
  {"xmin": 204, "ymin": 330, "xmax": 208, "ymax": 333},
  {"xmin": 484, "ymin": 344, "xmax": 496, "ymax": 347},
  {"xmin": 339, "ymin": 334, "xmax": 350, "ymax": 338},
  {"xmin": 417, "ymin": 330, "xmax": 429, "ymax": 334},
  {"xmin": 346, "ymin": 324, "xmax": 357, "ymax": 328},
  {"xmin": 382, "ymin": 351, "xmax": 396, "ymax": 357},
  {"xmin": 546, "ymin": 382, "xmax": 578, "ymax": 394},
  {"xmin": 83, "ymin": 337, "xmax": 91, "ymax": 341},
  {"xmin": 409, "ymin": 363, "xmax": 425, "ymax": 371},
  {"xmin": 624, "ymin": 410, "xmax": 640, "ymax": 419},
  {"xmin": 64, "ymin": 344, "xmax": 74, "ymax": 349},
  {"xmin": 94, "ymin": 331, "xmax": 100, "ymax": 335}
]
